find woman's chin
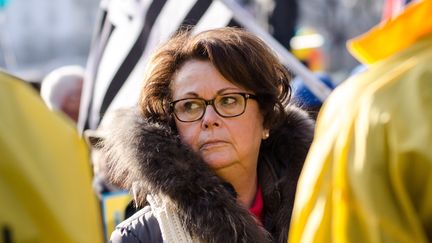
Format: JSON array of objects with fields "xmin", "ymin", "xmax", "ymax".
[{"xmin": 201, "ymin": 153, "xmax": 233, "ymax": 170}]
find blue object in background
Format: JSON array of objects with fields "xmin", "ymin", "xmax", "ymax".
[
  {"xmin": 350, "ymin": 64, "xmax": 367, "ymax": 76},
  {"xmin": 0, "ymin": 0, "xmax": 9, "ymax": 9},
  {"xmin": 292, "ymin": 72, "xmax": 336, "ymax": 108}
]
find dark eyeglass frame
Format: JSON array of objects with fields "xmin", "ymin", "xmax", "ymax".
[{"xmin": 169, "ymin": 92, "xmax": 257, "ymax": 122}]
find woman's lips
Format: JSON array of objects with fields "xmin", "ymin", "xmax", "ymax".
[{"xmin": 199, "ymin": 140, "xmax": 227, "ymax": 150}]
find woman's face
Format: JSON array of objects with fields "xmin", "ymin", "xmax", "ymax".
[{"xmin": 171, "ymin": 59, "xmax": 266, "ymax": 175}]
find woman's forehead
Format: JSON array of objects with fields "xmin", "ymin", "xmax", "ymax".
[{"xmin": 172, "ymin": 61, "xmax": 243, "ymax": 93}]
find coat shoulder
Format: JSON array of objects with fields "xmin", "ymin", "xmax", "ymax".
[{"xmin": 110, "ymin": 206, "xmax": 162, "ymax": 243}]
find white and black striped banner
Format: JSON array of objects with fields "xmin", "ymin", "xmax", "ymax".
[{"xmin": 78, "ymin": 0, "xmax": 330, "ymax": 132}]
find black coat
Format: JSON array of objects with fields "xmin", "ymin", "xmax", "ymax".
[{"xmin": 102, "ymin": 105, "xmax": 314, "ymax": 243}]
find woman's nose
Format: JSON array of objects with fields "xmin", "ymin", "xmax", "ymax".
[{"xmin": 201, "ymin": 105, "xmax": 220, "ymax": 129}]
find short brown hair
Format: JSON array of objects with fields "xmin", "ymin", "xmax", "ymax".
[{"xmin": 140, "ymin": 27, "xmax": 291, "ymax": 129}]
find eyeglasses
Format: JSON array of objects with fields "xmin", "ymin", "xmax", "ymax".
[{"xmin": 170, "ymin": 92, "xmax": 257, "ymax": 122}]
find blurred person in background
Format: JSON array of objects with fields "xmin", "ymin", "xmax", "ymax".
[
  {"xmin": 240, "ymin": 0, "xmax": 299, "ymax": 50},
  {"xmin": 269, "ymin": 0, "xmax": 299, "ymax": 51},
  {"xmin": 40, "ymin": 65, "xmax": 84, "ymax": 123},
  {"xmin": 288, "ymin": 0, "xmax": 432, "ymax": 242}
]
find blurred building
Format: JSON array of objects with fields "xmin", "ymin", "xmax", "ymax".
[
  {"xmin": 298, "ymin": 0, "xmax": 384, "ymax": 81},
  {"xmin": 0, "ymin": 0, "xmax": 384, "ymax": 84},
  {"xmin": 0, "ymin": 0, "xmax": 99, "ymax": 82}
]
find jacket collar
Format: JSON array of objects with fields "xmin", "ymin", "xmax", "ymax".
[{"xmin": 102, "ymin": 105, "xmax": 314, "ymax": 242}]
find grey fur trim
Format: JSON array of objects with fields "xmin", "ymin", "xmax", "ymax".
[
  {"xmin": 260, "ymin": 105, "xmax": 314, "ymax": 243},
  {"xmin": 102, "ymin": 109, "xmax": 270, "ymax": 243}
]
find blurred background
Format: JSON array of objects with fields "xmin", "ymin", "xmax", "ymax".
[
  {"xmin": 0, "ymin": 0, "xmax": 99, "ymax": 84},
  {"xmin": 0, "ymin": 0, "xmax": 383, "ymax": 87},
  {"xmin": 0, "ymin": 1, "xmax": 401, "ymax": 241}
]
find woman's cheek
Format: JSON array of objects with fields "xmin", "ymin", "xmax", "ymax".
[{"xmin": 178, "ymin": 126, "xmax": 199, "ymax": 151}]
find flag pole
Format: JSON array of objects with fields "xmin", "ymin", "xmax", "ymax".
[{"xmin": 219, "ymin": 0, "xmax": 331, "ymax": 102}]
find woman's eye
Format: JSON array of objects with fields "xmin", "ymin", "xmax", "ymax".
[
  {"xmin": 183, "ymin": 101, "xmax": 201, "ymax": 112},
  {"xmin": 219, "ymin": 96, "xmax": 238, "ymax": 106}
]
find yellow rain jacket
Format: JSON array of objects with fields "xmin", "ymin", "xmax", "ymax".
[
  {"xmin": 288, "ymin": 1, "xmax": 432, "ymax": 242},
  {"xmin": 0, "ymin": 71, "xmax": 103, "ymax": 243}
]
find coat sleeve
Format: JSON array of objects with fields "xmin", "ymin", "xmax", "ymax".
[{"xmin": 110, "ymin": 206, "xmax": 162, "ymax": 243}]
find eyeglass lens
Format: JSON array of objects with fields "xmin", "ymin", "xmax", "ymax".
[{"xmin": 172, "ymin": 93, "xmax": 249, "ymax": 122}]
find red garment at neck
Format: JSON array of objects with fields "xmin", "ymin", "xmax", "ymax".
[{"xmin": 248, "ymin": 185, "xmax": 263, "ymax": 223}]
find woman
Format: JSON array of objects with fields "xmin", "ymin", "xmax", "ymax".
[{"xmin": 103, "ymin": 27, "xmax": 314, "ymax": 243}]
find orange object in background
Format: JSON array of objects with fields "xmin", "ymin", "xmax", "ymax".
[{"xmin": 290, "ymin": 27, "xmax": 326, "ymax": 72}]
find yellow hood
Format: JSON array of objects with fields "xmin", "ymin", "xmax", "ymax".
[{"xmin": 347, "ymin": 0, "xmax": 432, "ymax": 64}]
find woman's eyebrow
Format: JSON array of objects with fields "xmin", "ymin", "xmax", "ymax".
[
  {"xmin": 175, "ymin": 87, "xmax": 243, "ymax": 99},
  {"xmin": 183, "ymin": 92, "xmax": 199, "ymax": 97},
  {"xmin": 216, "ymin": 87, "xmax": 243, "ymax": 95}
]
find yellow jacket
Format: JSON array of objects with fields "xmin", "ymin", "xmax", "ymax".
[
  {"xmin": 288, "ymin": 1, "xmax": 432, "ymax": 242},
  {"xmin": 0, "ymin": 71, "xmax": 103, "ymax": 243}
]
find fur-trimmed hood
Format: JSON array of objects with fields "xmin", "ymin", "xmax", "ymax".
[{"xmin": 102, "ymin": 105, "xmax": 314, "ymax": 243}]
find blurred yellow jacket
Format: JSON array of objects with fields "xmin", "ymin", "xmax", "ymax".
[
  {"xmin": 288, "ymin": 1, "xmax": 432, "ymax": 243},
  {"xmin": 0, "ymin": 71, "xmax": 103, "ymax": 243}
]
